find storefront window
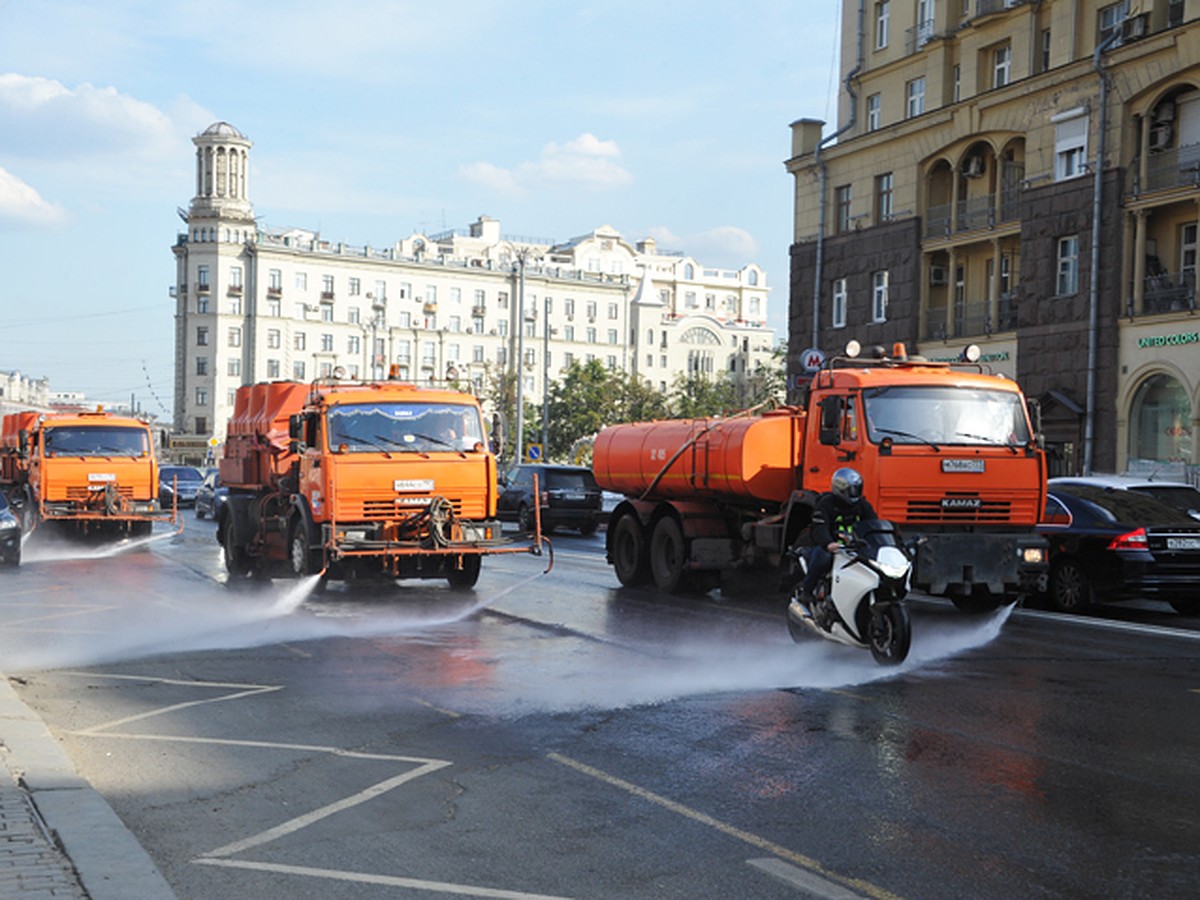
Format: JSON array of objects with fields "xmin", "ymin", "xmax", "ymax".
[{"xmin": 1129, "ymin": 374, "xmax": 1192, "ymax": 464}]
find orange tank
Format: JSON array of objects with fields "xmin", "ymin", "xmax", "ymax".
[{"xmin": 592, "ymin": 408, "xmax": 803, "ymax": 505}]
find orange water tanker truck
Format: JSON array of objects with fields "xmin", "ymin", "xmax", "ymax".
[
  {"xmin": 0, "ymin": 409, "xmax": 173, "ymax": 537},
  {"xmin": 216, "ymin": 376, "xmax": 545, "ymax": 587},
  {"xmin": 593, "ymin": 342, "xmax": 1048, "ymax": 610}
]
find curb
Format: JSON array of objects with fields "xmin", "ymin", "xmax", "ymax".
[{"xmin": 1, "ymin": 675, "xmax": 177, "ymax": 899}]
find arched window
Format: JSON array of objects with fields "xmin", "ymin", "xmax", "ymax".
[
  {"xmin": 684, "ymin": 263, "xmax": 695, "ymax": 280},
  {"xmin": 748, "ymin": 270, "xmax": 759, "ymax": 286},
  {"xmin": 1129, "ymin": 373, "xmax": 1192, "ymax": 464}
]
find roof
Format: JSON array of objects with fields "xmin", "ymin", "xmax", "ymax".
[
  {"xmin": 199, "ymin": 121, "xmax": 246, "ymax": 139},
  {"xmin": 1050, "ymin": 474, "xmax": 1196, "ymax": 490}
]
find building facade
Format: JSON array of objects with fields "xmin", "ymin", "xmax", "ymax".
[
  {"xmin": 171, "ymin": 122, "xmax": 775, "ymax": 450},
  {"xmin": 786, "ymin": 0, "xmax": 1200, "ymax": 479}
]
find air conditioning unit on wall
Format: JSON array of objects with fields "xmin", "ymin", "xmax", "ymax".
[{"xmin": 930, "ymin": 265, "xmax": 948, "ymax": 286}]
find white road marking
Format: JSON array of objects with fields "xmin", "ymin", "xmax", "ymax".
[
  {"xmin": 194, "ymin": 858, "xmax": 573, "ymax": 899},
  {"xmin": 548, "ymin": 753, "xmax": 903, "ymax": 900},
  {"xmin": 748, "ymin": 857, "xmax": 872, "ymax": 898}
]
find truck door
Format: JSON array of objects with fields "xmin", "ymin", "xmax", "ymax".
[{"xmin": 804, "ymin": 393, "xmax": 861, "ymax": 492}]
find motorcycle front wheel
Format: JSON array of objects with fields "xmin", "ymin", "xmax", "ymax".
[{"xmin": 868, "ymin": 601, "xmax": 911, "ymax": 666}]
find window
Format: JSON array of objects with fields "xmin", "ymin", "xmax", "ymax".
[
  {"xmin": 268, "ymin": 298, "xmax": 280, "ymax": 317},
  {"xmin": 564, "ymin": 325, "xmax": 575, "ymax": 342},
  {"xmin": 293, "ymin": 361, "xmax": 306, "ymax": 380},
  {"xmin": 320, "ymin": 304, "xmax": 333, "ymax": 322},
  {"xmin": 867, "ymin": 93, "xmax": 881, "ymax": 131},
  {"xmin": 295, "ymin": 272, "xmax": 307, "ymax": 290},
  {"xmin": 607, "ymin": 329, "xmax": 618, "ymax": 345},
  {"xmin": 197, "ymin": 265, "xmax": 209, "ymax": 289},
  {"xmin": 608, "ymin": 302, "xmax": 618, "ymax": 319},
  {"xmin": 349, "ymin": 277, "xmax": 360, "ymax": 296},
  {"xmin": 872, "ymin": 271, "xmax": 889, "ymax": 322},
  {"xmin": 425, "ymin": 285, "xmax": 437, "ymax": 305},
  {"xmin": 348, "ymin": 335, "xmax": 360, "ymax": 354},
  {"xmin": 269, "ymin": 269, "xmax": 282, "ymax": 291},
  {"xmin": 196, "ymin": 326, "xmax": 208, "ymax": 346},
  {"xmin": 586, "ymin": 300, "xmax": 597, "ymax": 320},
  {"xmin": 227, "ymin": 358, "xmax": 241, "ymax": 377},
  {"xmin": 322, "ymin": 275, "xmax": 334, "ymax": 297},
  {"xmin": 227, "ymin": 295, "xmax": 242, "ymax": 315},
  {"xmin": 294, "ymin": 332, "xmax": 306, "ymax": 351},
  {"xmin": 1181, "ymin": 223, "xmax": 1197, "ymax": 278},
  {"xmin": 374, "ymin": 280, "xmax": 387, "ymax": 300},
  {"xmin": 197, "ymin": 296, "xmax": 209, "ymax": 314},
  {"xmin": 264, "ymin": 329, "xmax": 279, "ymax": 350},
  {"xmin": 875, "ymin": 172, "xmax": 894, "ymax": 222},
  {"xmin": 1098, "ymin": 1, "xmax": 1130, "ymax": 46},
  {"xmin": 228, "ymin": 327, "xmax": 241, "ymax": 347},
  {"xmin": 1040, "ymin": 29, "xmax": 1052, "ymax": 73},
  {"xmin": 450, "ymin": 287, "xmax": 461, "ymax": 305},
  {"xmin": 832, "ymin": 278, "xmax": 847, "ymax": 328},
  {"xmin": 993, "ymin": 43, "xmax": 1011, "ymax": 89},
  {"xmin": 196, "ymin": 357, "xmax": 208, "ymax": 376},
  {"xmin": 953, "ymin": 65, "xmax": 961, "ymax": 103},
  {"xmin": 195, "ymin": 417, "xmax": 207, "ymax": 436},
  {"xmin": 1056, "ymin": 236, "xmax": 1079, "ymax": 295},
  {"xmin": 195, "ymin": 387, "xmax": 208, "ymax": 406},
  {"xmin": 321, "ymin": 333, "xmax": 334, "ymax": 352},
  {"xmin": 906, "ymin": 78, "xmax": 925, "ymax": 118},
  {"xmin": 1054, "ymin": 110, "xmax": 1089, "ymax": 180},
  {"xmin": 348, "ymin": 306, "xmax": 360, "ymax": 325},
  {"xmin": 875, "ymin": 1, "xmax": 889, "ymax": 49},
  {"xmin": 835, "ymin": 184, "xmax": 852, "ymax": 233},
  {"xmin": 267, "ymin": 359, "xmax": 280, "ymax": 379}
]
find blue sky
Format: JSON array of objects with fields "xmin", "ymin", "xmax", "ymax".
[{"xmin": 0, "ymin": 1, "xmax": 841, "ymax": 415}]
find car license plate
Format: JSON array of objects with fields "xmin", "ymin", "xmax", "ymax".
[
  {"xmin": 1167, "ymin": 536, "xmax": 1200, "ymax": 550},
  {"xmin": 563, "ymin": 491, "xmax": 586, "ymax": 501}
]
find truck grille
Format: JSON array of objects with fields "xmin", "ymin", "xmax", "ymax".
[
  {"xmin": 359, "ymin": 498, "xmax": 464, "ymax": 519},
  {"xmin": 905, "ymin": 497, "xmax": 1012, "ymax": 523},
  {"xmin": 65, "ymin": 485, "xmax": 134, "ymax": 501}
]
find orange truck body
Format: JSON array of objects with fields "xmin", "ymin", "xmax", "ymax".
[
  {"xmin": 0, "ymin": 409, "xmax": 169, "ymax": 535},
  {"xmin": 216, "ymin": 378, "xmax": 538, "ymax": 584},
  {"xmin": 593, "ymin": 347, "xmax": 1049, "ymax": 603}
]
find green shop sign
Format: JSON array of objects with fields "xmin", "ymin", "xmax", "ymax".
[{"xmin": 1137, "ymin": 331, "xmax": 1200, "ymax": 349}]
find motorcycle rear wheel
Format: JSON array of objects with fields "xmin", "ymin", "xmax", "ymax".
[{"xmin": 868, "ymin": 601, "xmax": 911, "ymax": 666}]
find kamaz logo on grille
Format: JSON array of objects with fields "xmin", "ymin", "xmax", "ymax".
[{"xmin": 942, "ymin": 497, "xmax": 982, "ymax": 510}]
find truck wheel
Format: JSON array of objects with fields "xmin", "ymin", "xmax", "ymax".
[
  {"xmin": 221, "ymin": 516, "xmax": 252, "ymax": 580},
  {"xmin": 611, "ymin": 514, "xmax": 650, "ymax": 586},
  {"xmin": 289, "ymin": 519, "xmax": 323, "ymax": 580},
  {"xmin": 447, "ymin": 555, "xmax": 482, "ymax": 589},
  {"xmin": 650, "ymin": 516, "xmax": 686, "ymax": 593}
]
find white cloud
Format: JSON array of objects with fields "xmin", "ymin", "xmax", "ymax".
[
  {"xmin": 0, "ymin": 73, "xmax": 184, "ymax": 160},
  {"xmin": 459, "ymin": 133, "xmax": 633, "ymax": 197},
  {"xmin": 0, "ymin": 166, "xmax": 67, "ymax": 228},
  {"xmin": 648, "ymin": 225, "xmax": 760, "ymax": 269}
]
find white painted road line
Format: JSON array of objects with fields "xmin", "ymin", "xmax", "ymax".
[{"xmin": 749, "ymin": 857, "xmax": 872, "ymax": 898}]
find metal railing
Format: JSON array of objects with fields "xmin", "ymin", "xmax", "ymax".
[
  {"xmin": 1136, "ymin": 270, "xmax": 1196, "ymax": 316},
  {"xmin": 1129, "ymin": 142, "xmax": 1200, "ymax": 195}
]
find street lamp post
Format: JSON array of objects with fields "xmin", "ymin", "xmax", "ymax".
[
  {"xmin": 514, "ymin": 250, "xmax": 528, "ymax": 462},
  {"xmin": 542, "ymin": 297, "xmax": 552, "ymax": 453}
]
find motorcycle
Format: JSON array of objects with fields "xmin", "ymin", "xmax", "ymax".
[{"xmin": 785, "ymin": 519, "xmax": 913, "ymax": 666}]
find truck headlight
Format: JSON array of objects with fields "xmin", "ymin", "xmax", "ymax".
[{"xmin": 1021, "ymin": 547, "xmax": 1045, "ymax": 565}]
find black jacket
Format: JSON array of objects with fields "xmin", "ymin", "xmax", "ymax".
[{"xmin": 810, "ymin": 492, "xmax": 877, "ymax": 547}]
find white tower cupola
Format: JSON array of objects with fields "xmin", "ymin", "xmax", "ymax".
[{"xmin": 189, "ymin": 121, "xmax": 254, "ymax": 227}]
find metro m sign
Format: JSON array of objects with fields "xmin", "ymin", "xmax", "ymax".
[{"xmin": 800, "ymin": 347, "xmax": 826, "ymax": 373}]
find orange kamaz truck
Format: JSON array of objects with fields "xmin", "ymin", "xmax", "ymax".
[
  {"xmin": 216, "ymin": 377, "xmax": 543, "ymax": 586},
  {"xmin": 0, "ymin": 409, "xmax": 171, "ymax": 537},
  {"xmin": 593, "ymin": 342, "xmax": 1048, "ymax": 610}
]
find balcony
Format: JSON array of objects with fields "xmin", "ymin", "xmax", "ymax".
[
  {"xmin": 422, "ymin": 302, "xmax": 438, "ymax": 314},
  {"xmin": 1137, "ymin": 270, "xmax": 1196, "ymax": 316},
  {"xmin": 471, "ymin": 305, "xmax": 487, "ymax": 318},
  {"xmin": 923, "ymin": 294, "xmax": 1018, "ymax": 340},
  {"xmin": 1133, "ymin": 142, "xmax": 1200, "ymax": 196},
  {"xmin": 905, "ymin": 19, "xmax": 938, "ymax": 55},
  {"xmin": 196, "ymin": 283, "xmax": 211, "ymax": 294},
  {"xmin": 267, "ymin": 285, "xmax": 282, "ymax": 297},
  {"xmin": 227, "ymin": 284, "xmax": 243, "ymax": 295},
  {"xmin": 321, "ymin": 290, "xmax": 335, "ymax": 301}
]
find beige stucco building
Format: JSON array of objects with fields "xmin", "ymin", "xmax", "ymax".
[
  {"xmin": 787, "ymin": 0, "xmax": 1200, "ymax": 479},
  {"xmin": 171, "ymin": 122, "xmax": 775, "ymax": 458}
]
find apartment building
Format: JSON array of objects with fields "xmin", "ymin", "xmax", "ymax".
[
  {"xmin": 172, "ymin": 122, "xmax": 774, "ymax": 448},
  {"xmin": 787, "ymin": 0, "xmax": 1200, "ymax": 477}
]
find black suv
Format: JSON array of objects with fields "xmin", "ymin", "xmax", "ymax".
[{"xmin": 498, "ymin": 464, "xmax": 603, "ymax": 535}]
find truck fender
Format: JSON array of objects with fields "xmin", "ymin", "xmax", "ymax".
[
  {"xmin": 287, "ymin": 495, "xmax": 320, "ymax": 547},
  {"xmin": 217, "ymin": 492, "xmax": 256, "ymax": 549},
  {"xmin": 781, "ymin": 489, "xmax": 820, "ymax": 549}
]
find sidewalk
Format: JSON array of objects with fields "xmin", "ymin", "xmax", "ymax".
[{"xmin": 0, "ymin": 675, "xmax": 176, "ymax": 899}]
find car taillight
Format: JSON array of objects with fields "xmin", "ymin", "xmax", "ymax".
[{"xmin": 1107, "ymin": 528, "xmax": 1148, "ymax": 551}]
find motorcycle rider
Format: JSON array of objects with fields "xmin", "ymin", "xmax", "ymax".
[{"xmin": 798, "ymin": 467, "xmax": 877, "ymax": 607}]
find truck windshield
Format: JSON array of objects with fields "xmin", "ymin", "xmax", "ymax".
[
  {"xmin": 327, "ymin": 402, "xmax": 486, "ymax": 453},
  {"xmin": 43, "ymin": 425, "xmax": 150, "ymax": 457},
  {"xmin": 863, "ymin": 386, "xmax": 1031, "ymax": 447}
]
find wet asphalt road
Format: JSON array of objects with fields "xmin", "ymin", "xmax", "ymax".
[{"xmin": 2, "ymin": 518, "xmax": 1200, "ymax": 899}]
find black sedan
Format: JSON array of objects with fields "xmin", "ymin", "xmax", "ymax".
[
  {"xmin": 159, "ymin": 465, "xmax": 204, "ymax": 509},
  {"xmin": 0, "ymin": 492, "xmax": 20, "ymax": 567},
  {"xmin": 1038, "ymin": 482, "xmax": 1200, "ymax": 615},
  {"xmin": 194, "ymin": 470, "xmax": 227, "ymax": 520}
]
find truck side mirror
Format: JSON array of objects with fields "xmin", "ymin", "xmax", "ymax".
[
  {"xmin": 1026, "ymin": 398, "xmax": 1044, "ymax": 449},
  {"xmin": 18, "ymin": 430, "xmax": 29, "ymax": 456},
  {"xmin": 818, "ymin": 396, "xmax": 844, "ymax": 446},
  {"xmin": 288, "ymin": 414, "xmax": 306, "ymax": 453}
]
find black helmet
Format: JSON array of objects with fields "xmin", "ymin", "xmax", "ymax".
[{"xmin": 830, "ymin": 467, "xmax": 863, "ymax": 503}]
